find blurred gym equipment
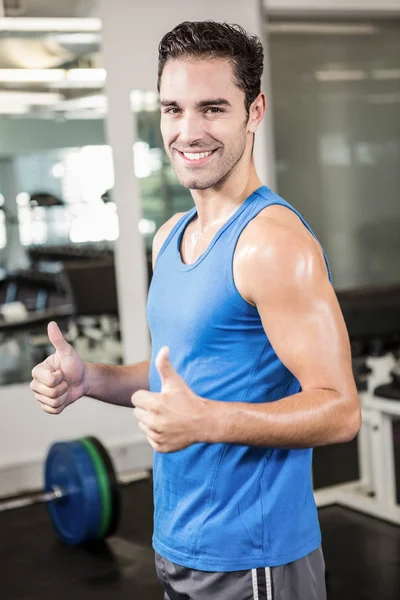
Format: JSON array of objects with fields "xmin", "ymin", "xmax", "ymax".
[
  {"xmin": 0, "ymin": 436, "xmax": 151, "ymax": 546},
  {"xmin": 315, "ymin": 284, "xmax": 400, "ymax": 524}
]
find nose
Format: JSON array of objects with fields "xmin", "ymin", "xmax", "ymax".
[{"xmin": 178, "ymin": 112, "xmax": 205, "ymax": 148}]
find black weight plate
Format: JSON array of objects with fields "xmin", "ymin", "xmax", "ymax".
[{"xmin": 85, "ymin": 436, "xmax": 121, "ymax": 537}]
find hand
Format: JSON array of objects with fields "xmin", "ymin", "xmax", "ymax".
[
  {"xmin": 132, "ymin": 347, "xmax": 208, "ymax": 453},
  {"xmin": 30, "ymin": 321, "xmax": 87, "ymax": 415}
]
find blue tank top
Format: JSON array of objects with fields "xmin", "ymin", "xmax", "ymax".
[{"xmin": 146, "ymin": 185, "xmax": 332, "ymax": 571}]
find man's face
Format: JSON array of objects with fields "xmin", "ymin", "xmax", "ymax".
[{"xmin": 159, "ymin": 58, "xmax": 250, "ymax": 190}]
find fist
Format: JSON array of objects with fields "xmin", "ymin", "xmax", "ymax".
[
  {"xmin": 30, "ymin": 321, "xmax": 87, "ymax": 414},
  {"xmin": 132, "ymin": 346, "xmax": 208, "ymax": 452}
]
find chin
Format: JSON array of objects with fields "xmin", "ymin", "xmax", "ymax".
[
  {"xmin": 184, "ymin": 181, "xmax": 212, "ymax": 190},
  {"xmin": 174, "ymin": 176, "xmax": 204, "ymax": 190},
  {"xmin": 176, "ymin": 172, "xmax": 223, "ymax": 191}
]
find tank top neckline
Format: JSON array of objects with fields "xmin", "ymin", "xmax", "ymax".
[{"xmin": 176, "ymin": 185, "xmax": 267, "ymax": 272}]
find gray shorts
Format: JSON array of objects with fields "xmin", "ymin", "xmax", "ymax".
[{"xmin": 155, "ymin": 546, "xmax": 327, "ymax": 600}]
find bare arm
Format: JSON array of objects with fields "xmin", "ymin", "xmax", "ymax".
[
  {"xmin": 84, "ymin": 360, "xmax": 151, "ymax": 407},
  {"xmin": 31, "ymin": 212, "xmax": 188, "ymax": 415},
  {"xmin": 203, "ymin": 216, "xmax": 361, "ymax": 448},
  {"xmin": 83, "ymin": 212, "xmax": 187, "ymax": 407}
]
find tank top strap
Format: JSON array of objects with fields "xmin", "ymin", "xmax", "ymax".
[
  {"xmin": 155, "ymin": 207, "xmax": 197, "ymax": 267},
  {"xmin": 223, "ymin": 186, "xmax": 332, "ymax": 283}
]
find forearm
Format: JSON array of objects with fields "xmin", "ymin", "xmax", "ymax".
[
  {"xmin": 203, "ymin": 388, "xmax": 361, "ymax": 448},
  {"xmin": 84, "ymin": 360, "xmax": 150, "ymax": 408}
]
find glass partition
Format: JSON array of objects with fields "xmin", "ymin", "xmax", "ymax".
[
  {"xmin": 131, "ymin": 90, "xmax": 192, "ymax": 254},
  {"xmin": 0, "ymin": 28, "xmax": 122, "ymax": 384},
  {"xmin": 268, "ymin": 18, "xmax": 400, "ymax": 290}
]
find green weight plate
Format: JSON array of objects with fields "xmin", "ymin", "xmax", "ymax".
[
  {"xmin": 85, "ymin": 436, "xmax": 121, "ymax": 538},
  {"xmin": 79, "ymin": 438, "xmax": 112, "ymax": 539}
]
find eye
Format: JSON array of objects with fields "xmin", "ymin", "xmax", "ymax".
[
  {"xmin": 164, "ymin": 107, "xmax": 181, "ymax": 115},
  {"xmin": 205, "ymin": 107, "xmax": 223, "ymax": 114}
]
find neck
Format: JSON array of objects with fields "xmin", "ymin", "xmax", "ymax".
[{"xmin": 190, "ymin": 161, "xmax": 263, "ymax": 232}]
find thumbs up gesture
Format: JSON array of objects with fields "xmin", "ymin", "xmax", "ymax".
[
  {"xmin": 132, "ymin": 347, "xmax": 209, "ymax": 453},
  {"xmin": 30, "ymin": 321, "xmax": 88, "ymax": 414}
]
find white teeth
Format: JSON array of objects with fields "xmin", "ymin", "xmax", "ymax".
[{"xmin": 183, "ymin": 151, "xmax": 213, "ymax": 160}]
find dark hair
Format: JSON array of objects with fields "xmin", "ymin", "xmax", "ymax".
[{"xmin": 157, "ymin": 21, "xmax": 264, "ymax": 116}]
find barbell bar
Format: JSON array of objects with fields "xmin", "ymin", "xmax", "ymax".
[
  {"xmin": 0, "ymin": 470, "xmax": 149, "ymax": 513},
  {"xmin": 0, "ymin": 436, "xmax": 151, "ymax": 546},
  {"xmin": 0, "ymin": 486, "xmax": 65, "ymax": 512}
]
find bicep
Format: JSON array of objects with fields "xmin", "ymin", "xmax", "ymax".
[{"xmin": 252, "ymin": 240, "xmax": 355, "ymax": 396}]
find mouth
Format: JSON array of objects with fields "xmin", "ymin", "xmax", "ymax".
[{"xmin": 175, "ymin": 148, "xmax": 218, "ymax": 166}]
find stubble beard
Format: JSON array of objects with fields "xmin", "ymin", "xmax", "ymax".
[{"xmin": 169, "ymin": 130, "xmax": 248, "ymax": 191}]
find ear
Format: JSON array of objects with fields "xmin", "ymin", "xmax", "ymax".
[{"xmin": 248, "ymin": 92, "xmax": 267, "ymax": 133}]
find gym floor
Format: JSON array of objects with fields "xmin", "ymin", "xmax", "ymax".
[{"xmin": 1, "ymin": 478, "xmax": 399, "ymax": 600}]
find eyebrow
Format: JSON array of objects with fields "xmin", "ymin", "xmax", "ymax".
[{"xmin": 160, "ymin": 98, "xmax": 232, "ymax": 109}]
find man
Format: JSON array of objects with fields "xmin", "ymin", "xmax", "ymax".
[{"xmin": 30, "ymin": 21, "xmax": 361, "ymax": 600}]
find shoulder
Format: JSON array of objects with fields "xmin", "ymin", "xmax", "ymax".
[
  {"xmin": 152, "ymin": 212, "xmax": 187, "ymax": 269},
  {"xmin": 243, "ymin": 204, "xmax": 324, "ymax": 262},
  {"xmin": 235, "ymin": 204, "xmax": 328, "ymax": 305}
]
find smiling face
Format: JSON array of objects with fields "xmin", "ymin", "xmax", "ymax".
[{"xmin": 159, "ymin": 58, "xmax": 253, "ymax": 190}]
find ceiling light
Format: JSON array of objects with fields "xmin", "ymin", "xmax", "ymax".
[
  {"xmin": 0, "ymin": 17, "xmax": 101, "ymax": 33},
  {"xmin": 0, "ymin": 68, "xmax": 106, "ymax": 84},
  {"xmin": 0, "ymin": 90, "xmax": 62, "ymax": 104},
  {"xmin": 372, "ymin": 69, "xmax": 400, "ymax": 80},
  {"xmin": 0, "ymin": 69, "xmax": 64, "ymax": 82},
  {"xmin": 0, "ymin": 104, "xmax": 29, "ymax": 114},
  {"xmin": 315, "ymin": 70, "xmax": 366, "ymax": 82},
  {"xmin": 267, "ymin": 22, "xmax": 377, "ymax": 35},
  {"xmin": 52, "ymin": 33, "xmax": 101, "ymax": 45},
  {"xmin": 66, "ymin": 68, "xmax": 106, "ymax": 82}
]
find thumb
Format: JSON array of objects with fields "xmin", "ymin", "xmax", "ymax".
[
  {"xmin": 156, "ymin": 346, "xmax": 182, "ymax": 390},
  {"xmin": 47, "ymin": 321, "xmax": 72, "ymax": 357}
]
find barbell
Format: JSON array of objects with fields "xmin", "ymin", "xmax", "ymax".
[{"xmin": 0, "ymin": 436, "xmax": 151, "ymax": 546}]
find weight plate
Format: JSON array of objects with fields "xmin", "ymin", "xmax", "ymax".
[
  {"xmin": 85, "ymin": 436, "xmax": 121, "ymax": 538},
  {"xmin": 79, "ymin": 438, "xmax": 111, "ymax": 539},
  {"xmin": 44, "ymin": 440, "xmax": 102, "ymax": 545}
]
